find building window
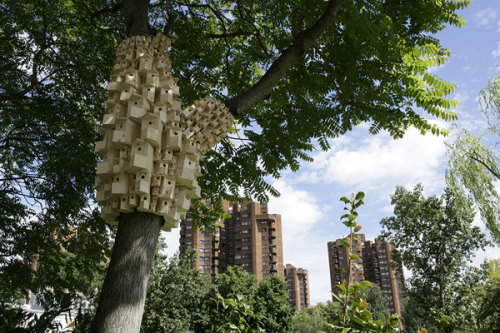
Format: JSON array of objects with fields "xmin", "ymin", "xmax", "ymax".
[
  {"xmin": 260, "ymin": 228, "xmax": 267, "ymax": 232},
  {"xmin": 241, "ymin": 246, "xmax": 250, "ymax": 250},
  {"xmin": 262, "ymin": 261, "xmax": 268, "ymax": 266},
  {"xmin": 262, "ymin": 236, "xmax": 267, "ymax": 240},
  {"xmin": 241, "ymin": 221, "xmax": 250, "ymax": 226},
  {"xmin": 186, "ymin": 233, "xmax": 192, "ymax": 237},
  {"xmin": 242, "ymin": 254, "xmax": 251, "ymax": 259},
  {"xmin": 186, "ymin": 225, "xmax": 192, "ymax": 229},
  {"xmin": 262, "ymin": 252, "xmax": 268, "ymax": 257},
  {"xmin": 262, "ymin": 244, "xmax": 268, "ymax": 249}
]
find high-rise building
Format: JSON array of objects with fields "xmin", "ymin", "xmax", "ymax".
[
  {"xmin": 327, "ymin": 234, "xmax": 405, "ymax": 317},
  {"xmin": 179, "ymin": 199, "xmax": 284, "ymax": 280},
  {"xmin": 284, "ymin": 264, "xmax": 310, "ymax": 312}
]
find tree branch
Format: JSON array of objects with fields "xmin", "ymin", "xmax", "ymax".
[
  {"xmin": 224, "ymin": 0, "xmax": 344, "ymax": 117},
  {"xmin": 468, "ymin": 151, "xmax": 500, "ymax": 180}
]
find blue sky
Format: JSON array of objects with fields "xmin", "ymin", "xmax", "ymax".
[{"xmin": 163, "ymin": 0, "xmax": 500, "ymax": 305}]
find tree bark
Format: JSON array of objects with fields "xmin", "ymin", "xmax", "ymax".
[
  {"xmin": 122, "ymin": 0, "xmax": 150, "ymax": 36},
  {"xmin": 90, "ymin": 212, "xmax": 161, "ymax": 332}
]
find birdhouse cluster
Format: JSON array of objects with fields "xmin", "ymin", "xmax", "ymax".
[{"xmin": 95, "ymin": 33, "xmax": 234, "ymax": 231}]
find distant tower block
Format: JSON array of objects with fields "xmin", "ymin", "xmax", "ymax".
[{"xmin": 94, "ymin": 33, "xmax": 234, "ymax": 231}]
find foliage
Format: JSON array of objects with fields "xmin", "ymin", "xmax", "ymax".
[
  {"xmin": 323, "ymin": 192, "xmax": 400, "ymax": 332},
  {"xmin": 1, "ymin": 0, "xmax": 471, "ymax": 230},
  {"xmin": 474, "ymin": 259, "xmax": 500, "ymax": 332},
  {"xmin": 205, "ymin": 293, "xmax": 264, "ymax": 333},
  {"xmin": 362, "ymin": 285, "xmax": 391, "ymax": 322},
  {"xmin": 141, "ymin": 242, "xmax": 212, "ymax": 333},
  {"xmin": 380, "ymin": 184, "xmax": 488, "ymax": 332},
  {"xmin": 0, "ymin": 0, "xmax": 474, "ymax": 324},
  {"xmin": 446, "ymin": 74, "xmax": 500, "ymax": 243},
  {"xmin": 254, "ymin": 274, "xmax": 295, "ymax": 333},
  {"xmin": 0, "ymin": 0, "xmax": 117, "ymax": 303},
  {"xmin": 213, "ymin": 266, "xmax": 293, "ymax": 332},
  {"xmin": 291, "ymin": 305, "xmax": 329, "ymax": 333}
]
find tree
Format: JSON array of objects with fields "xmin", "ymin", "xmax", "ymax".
[
  {"xmin": 214, "ymin": 266, "xmax": 293, "ymax": 332},
  {"xmin": 474, "ymin": 259, "xmax": 500, "ymax": 332},
  {"xmin": 254, "ymin": 274, "xmax": 295, "ymax": 333},
  {"xmin": 0, "ymin": 0, "xmax": 471, "ymax": 331},
  {"xmin": 446, "ymin": 75, "xmax": 500, "ymax": 243},
  {"xmin": 141, "ymin": 245, "xmax": 212, "ymax": 333},
  {"xmin": 291, "ymin": 306, "xmax": 329, "ymax": 333},
  {"xmin": 380, "ymin": 184, "xmax": 488, "ymax": 332},
  {"xmin": 362, "ymin": 284, "xmax": 391, "ymax": 322}
]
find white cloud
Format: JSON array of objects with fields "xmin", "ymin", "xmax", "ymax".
[
  {"xmin": 269, "ymin": 181, "xmax": 333, "ymax": 304},
  {"xmin": 269, "ymin": 180, "xmax": 325, "ymax": 237},
  {"xmin": 493, "ymin": 42, "xmax": 500, "ymax": 59},
  {"xmin": 297, "ymin": 127, "xmax": 448, "ymax": 196},
  {"xmin": 473, "ymin": 8, "xmax": 497, "ymax": 28}
]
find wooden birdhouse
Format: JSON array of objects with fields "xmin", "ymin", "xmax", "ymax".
[
  {"xmin": 141, "ymin": 85, "xmax": 156, "ymax": 104},
  {"xmin": 140, "ymin": 113, "xmax": 162, "ymax": 147},
  {"xmin": 158, "ymin": 176, "xmax": 175, "ymax": 200},
  {"xmin": 107, "ymin": 74, "xmax": 123, "ymax": 91},
  {"xmin": 106, "ymin": 100, "xmax": 126, "ymax": 117},
  {"xmin": 139, "ymin": 54, "xmax": 153, "ymax": 71},
  {"xmin": 145, "ymin": 69, "xmax": 160, "ymax": 87},
  {"xmin": 112, "ymin": 118, "xmax": 140, "ymax": 146},
  {"xmin": 96, "ymin": 160, "xmax": 114, "ymax": 176},
  {"xmin": 157, "ymin": 87, "xmax": 173, "ymax": 106},
  {"xmin": 174, "ymin": 188, "xmax": 191, "ymax": 211},
  {"xmin": 162, "ymin": 127, "xmax": 182, "ymax": 151},
  {"xmin": 160, "ymin": 74, "xmax": 174, "ymax": 89},
  {"xmin": 119, "ymin": 195, "xmax": 134, "ymax": 212},
  {"xmin": 149, "ymin": 196, "xmax": 158, "ymax": 212},
  {"xmin": 182, "ymin": 137, "xmax": 198, "ymax": 156},
  {"xmin": 113, "ymin": 158, "xmax": 129, "ymax": 174},
  {"xmin": 102, "ymin": 203, "xmax": 119, "ymax": 223},
  {"xmin": 134, "ymin": 171, "xmax": 151, "ymax": 194},
  {"xmin": 172, "ymin": 97, "xmax": 182, "ymax": 111},
  {"xmin": 138, "ymin": 194, "xmax": 151, "ymax": 211},
  {"xmin": 119, "ymin": 147, "xmax": 131, "ymax": 160},
  {"xmin": 111, "ymin": 172, "xmax": 130, "ymax": 195},
  {"xmin": 129, "ymin": 139, "xmax": 154, "ymax": 172},
  {"xmin": 154, "ymin": 160, "xmax": 169, "ymax": 175},
  {"xmin": 95, "ymin": 128, "xmax": 113, "ymax": 157},
  {"xmin": 174, "ymin": 153, "xmax": 197, "ymax": 186},
  {"xmin": 161, "ymin": 148, "xmax": 174, "ymax": 162},
  {"xmin": 102, "ymin": 113, "xmax": 116, "ymax": 128},
  {"xmin": 166, "ymin": 109, "xmax": 180, "ymax": 125},
  {"xmin": 120, "ymin": 86, "xmax": 137, "ymax": 102},
  {"xmin": 127, "ymin": 94, "xmax": 149, "ymax": 121},
  {"xmin": 186, "ymin": 180, "xmax": 201, "ymax": 199},
  {"xmin": 124, "ymin": 69, "xmax": 139, "ymax": 88},
  {"xmin": 153, "ymin": 104, "xmax": 167, "ymax": 123},
  {"xmin": 156, "ymin": 199, "xmax": 171, "ymax": 215}
]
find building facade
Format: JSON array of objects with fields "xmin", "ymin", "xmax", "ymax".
[
  {"xmin": 327, "ymin": 234, "xmax": 405, "ymax": 317},
  {"xmin": 179, "ymin": 199, "xmax": 284, "ymax": 280},
  {"xmin": 284, "ymin": 264, "xmax": 310, "ymax": 313}
]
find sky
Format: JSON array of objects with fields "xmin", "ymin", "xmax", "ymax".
[{"xmin": 162, "ymin": 0, "xmax": 500, "ymax": 306}]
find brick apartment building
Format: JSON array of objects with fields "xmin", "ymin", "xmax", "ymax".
[
  {"xmin": 179, "ymin": 199, "xmax": 284, "ymax": 280},
  {"xmin": 284, "ymin": 264, "xmax": 310, "ymax": 313},
  {"xmin": 327, "ymin": 234, "xmax": 405, "ymax": 317}
]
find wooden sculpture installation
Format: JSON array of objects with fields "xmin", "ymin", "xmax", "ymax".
[{"xmin": 94, "ymin": 33, "xmax": 234, "ymax": 231}]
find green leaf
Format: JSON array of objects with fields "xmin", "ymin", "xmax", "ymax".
[
  {"xmin": 340, "ymin": 196, "xmax": 351, "ymax": 204},
  {"xmin": 340, "ymin": 239, "xmax": 351, "ymax": 248},
  {"xmin": 355, "ymin": 192, "xmax": 365, "ymax": 200}
]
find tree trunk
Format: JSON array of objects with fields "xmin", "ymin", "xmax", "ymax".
[{"xmin": 90, "ymin": 212, "xmax": 161, "ymax": 332}]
